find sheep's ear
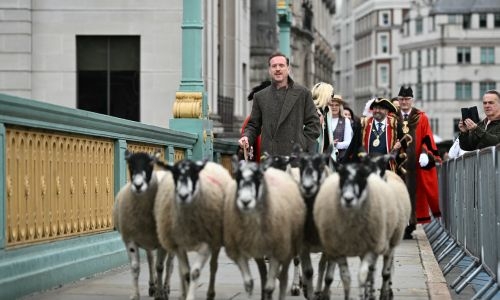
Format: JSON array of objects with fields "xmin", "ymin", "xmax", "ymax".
[
  {"xmin": 231, "ymin": 154, "xmax": 239, "ymax": 175},
  {"xmin": 260, "ymin": 154, "xmax": 273, "ymax": 170},
  {"xmin": 125, "ymin": 149, "xmax": 132, "ymax": 161},
  {"xmin": 194, "ymin": 160, "xmax": 207, "ymax": 172},
  {"xmin": 155, "ymin": 160, "xmax": 174, "ymax": 172}
]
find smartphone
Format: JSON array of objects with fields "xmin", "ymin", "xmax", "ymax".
[{"xmin": 461, "ymin": 106, "xmax": 480, "ymax": 123}]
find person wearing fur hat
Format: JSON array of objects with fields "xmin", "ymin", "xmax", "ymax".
[
  {"xmin": 397, "ymin": 85, "xmax": 441, "ymax": 239},
  {"xmin": 360, "ymin": 98, "xmax": 404, "ymax": 161}
]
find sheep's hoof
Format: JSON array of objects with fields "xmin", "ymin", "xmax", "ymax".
[
  {"xmin": 148, "ymin": 284, "xmax": 155, "ymax": 297},
  {"xmin": 379, "ymin": 289, "xmax": 393, "ymax": 300},
  {"xmin": 130, "ymin": 293, "xmax": 140, "ymax": 300},
  {"xmin": 244, "ymin": 279, "xmax": 254, "ymax": 295},
  {"xmin": 290, "ymin": 284, "xmax": 301, "ymax": 296},
  {"xmin": 206, "ymin": 290, "xmax": 215, "ymax": 300},
  {"xmin": 154, "ymin": 289, "xmax": 166, "ymax": 300},
  {"xmin": 263, "ymin": 290, "xmax": 273, "ymax": 300}
]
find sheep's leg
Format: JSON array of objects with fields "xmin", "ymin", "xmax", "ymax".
[
  {"xmin": 125, "ymin": 241, "xmax": 141, "ymax": 300},
  {"xmin": 206, "ymin": 247, "xmax": 220, "ymax": 300},
  {"xmin": 336, "ymin": 257, "xmax": 351, "ymax": 300},
  {"xmin": 154, "ymin": 248, "xmax": 167, "ymax": 300},
  {"xmin": 290, "ymin": 256, "xmax": 302, "ymax": 296},
  {"xmin": 314, "ymin": 254, "xmax": 329, "ymax": 299},
  {"xmin": 254, "ymin": 258, "xmax": 267, "ymax": 300},
  {"xmin": 186, "ymin": 242, "xmax": 211, "ymax": 300},
  {"xmin": 145, "ymin": 250, "xmax": 156, "ymax": 297},
  {"xmin": 264, "ymin": 258, "xmax": 280, "ymax": 300},
  {"xmin": 176, "ymin": 250, "xmax": 190, "ymax": 300},
  {"xmin": 236, "ymin": 256, "xmax": 253, "ymax": 296},
  {"xmin": 358, "ymin": 252, "xmax": 377, "ymax": 300},
  {"xmin": 319, "ymin": 258, "xmax": 336, "ymax": 300},
  {"xmin": 380, "ymin": 249, "xmax": 395, "ymax": 300},
  {"xmin": 299, "ymin": 251, "xmax": 314, "ymax": 300},
  {"xmin": 278, "ymin": 259, "xmax": 291, "ymax": 300},
  {"xmin": 164, "ymin": 252, "xmax": 175, "ymax": 297}
]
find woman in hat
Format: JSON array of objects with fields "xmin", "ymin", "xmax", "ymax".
[{"xmin": 323, "ymin": 93, "xmax": 353, "ymax": 160}]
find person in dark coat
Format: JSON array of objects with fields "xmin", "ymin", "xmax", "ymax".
[{"xmin": 239, "ymin": 52, "xmax": 321, "ymax": 156}]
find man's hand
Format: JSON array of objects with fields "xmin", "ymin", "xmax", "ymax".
[
  {"xmin": 419, "ymin": 153, "xmax": 429, "ymax": 167},
  {"xmin": 393, "ymin": 139, "xmax": 401, "ymax": 151},
  {"xmin": 238, "ymin": 136, "xmax": 249, "ymax": 149},
  {"xmin": 458, "ymin": 120, "xmax": 467, "ymax": 132},
  {"xmin": 463, "ymin": 118, "xmax": 478, "ymax": 131}
]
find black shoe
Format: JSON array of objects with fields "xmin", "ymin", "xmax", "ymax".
[{"xmin": 403, "ymin": 224, "xmax": 416, "ymax": 240}]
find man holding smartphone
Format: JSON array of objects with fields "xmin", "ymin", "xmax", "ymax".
[{"xmin": 459, "ymin": 90, "xmax": 500, "ymax": 150}]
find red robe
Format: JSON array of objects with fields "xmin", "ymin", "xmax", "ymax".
[
  {"xmin": 403, "ymin": 109, "xmax": 441, "ymax": 224},
  {"xmin": 241, "ymin": 116, "xmax": 261, "ymax": 162}
]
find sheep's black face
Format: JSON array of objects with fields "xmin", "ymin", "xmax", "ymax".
[
  {"xmin": 234, "ymin": 161, "xmax": 263, "ymax": 212},
  {"xmin": 171, "ymin": 160, "xmax": 205, "ymax": 205},
  {"xmin": 126, "ymin": 151, "xmax": 155, "ymax": 194},
  {"xmin": 337, "ymin": 163, "xmax": 372, "ymax": 208},
  {"xmin": 299, "ymin": 153, "xmax": 328, "ymax": 199}
]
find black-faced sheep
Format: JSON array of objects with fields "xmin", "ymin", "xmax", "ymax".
[
  {"xmin": 313, "ymin": 156, "xmax": 410, "ymax": 300},
  {"xmin": 294, "ymin": 149, "xmax": 350, "ymax": 300},
  {"xmin": 224, "ymin": 156, "xmax": 305, "ymax": 300},
  {"xmin": 113, "ymin": 150, "xmax": 174, "ymax": 300},
  {"xmin": 154, "ymin": 159, "xmax": 232, "ymax": 300}
]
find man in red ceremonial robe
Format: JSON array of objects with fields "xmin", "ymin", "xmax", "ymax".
[{"xmin": 397, "ymin": 86, "xmax": 441, "ymax": 239}]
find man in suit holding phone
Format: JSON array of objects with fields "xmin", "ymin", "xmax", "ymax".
[{"xmin": 459, "ymin": 89, "xmax": 500, "ymax": 150}]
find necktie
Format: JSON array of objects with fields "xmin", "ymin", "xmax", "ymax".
[
  {"xmin": 377, "ymin": 122, "xmax": 383, "ymax": 134},
  {"xmin": 403, "ymin": 113, "xmax": 409, "ymax": 120}
]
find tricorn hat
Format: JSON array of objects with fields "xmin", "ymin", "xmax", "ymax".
[
  {"xmin": 369, "ymin": 97, "xmax": 397, "ymax": 113},
  {"xmin": 398, "ymin": 86, "xmax": 413, "ymax": 98}
]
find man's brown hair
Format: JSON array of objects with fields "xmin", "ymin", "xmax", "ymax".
[{"xmin": 268, "ymin": 52, "xmax": 289, "ymax": 66}]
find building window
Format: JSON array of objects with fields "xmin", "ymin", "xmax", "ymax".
[
  {"xmin": 415, "ymin": 18, "xmax": 423, "ymax": 34},
  {"xmin": 455, "ymin": 82, "xmax": 472, "ymax": 100},
  {"xmin": 480, "ymin": 47, "xmax": 495, "ymax": 64},
  {"xmin": 448, "ymin": 14, "xmax": 457, "ymax": 24},
  {"xmin": 408, "ymin": 51, "xmax": 412, "ymax": 69},
  {"xmin": 430, "ymin": 118, "xmax": 439, "ymax": 135},
  {"xmin": 429, "ymin": 16, "xmax": 436, "ymax": 32},
  {"xmin": 416, "ymin": 83, "xmax": 422, "ymax": 100},
  {"xmin": 495, "ymin": 14, "xmax": 500, "ymax": 28},
  {"xmin": 479, "ymin": 14, "xmax": 487, "ymax": 28},
  {"xmin": 457, "ymin": 47, "xmax": 471, "ymax": 64},
  {"xmin": 378, "ymin": 34, "xmax": 389, "ymax": 54},
  {"xmin": 462, "ymin": 14, "xmax": 471, "ymax": 29},
  {"xmin": 426, "ymin": 82, "xmax": 431, "ymax": 101},
  {"xmin": 402, "ymin": 52, "xmax": 406, "ymax": 70},
  {"xmin": 380, "ymin": 11, "xmax": 390, "ymax": 26},
  {"xmin": 433, "ymin": 81, "xmax": 437, "ymax": 101},
  {"xmin": 417, "ymin": 50, "xmax": 422, "ymax": 67},
  {"xmin": 426, "ymin": 48, "xmax": 431, "ymax": 66},
  {"xmin": 433, "ymin": 47, "xmax": 437, "ymax": 65},
  {"xmin": 378, "ymin": 64, "xmax": 389, "ymax": 86},
  {"xmin": 77, "ymin": 36, "xmax": 140, "ymax": 121},
  {"xmin": 480, "ymin": 82, "xmax": 496, "ymax": 97}
]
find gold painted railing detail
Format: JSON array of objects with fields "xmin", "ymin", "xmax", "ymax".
[
  {"xmin": 174, "ymin": 148, "xmax": 185, "ymax": 162},
  {"xmin": 5, "ymin": 127, "xmax": 114, "ymax": 247},
  {"xmin": 173, "ymin": 91, "xmax": 202, "ymax": 118}
]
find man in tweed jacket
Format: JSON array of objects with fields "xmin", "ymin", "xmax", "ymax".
[{"xmin": 239, "ymin": 52, "xmax": 321, "ymax": 156}]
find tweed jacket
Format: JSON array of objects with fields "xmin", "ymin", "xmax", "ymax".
[{"xmin": 244, "ymin": 78, "xmax": 321, "ymax": 156}]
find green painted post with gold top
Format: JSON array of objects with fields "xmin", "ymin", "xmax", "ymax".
[
  {"xmin": 169, "ymin": 0, "xmax": 213, "ymax": 161},
  {"xmin": 277, "ymin": 0, "xmax": 292, "ymax": 57}
]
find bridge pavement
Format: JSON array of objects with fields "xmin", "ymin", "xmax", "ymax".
[{"xmin": 23, "ymin": 225, "xmax": 451, "ymax": 300}]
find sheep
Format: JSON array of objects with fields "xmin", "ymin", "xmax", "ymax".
[
  {"xmin": 313, "ymin": 155, "xmax": 411, "ymax": 300},
  {"xmin": 293, "ymin": 148, "xmax": 351, "ymax": 300},
  {"xmin": 113, "ymin": 150, "xmax": 174, "ymax": 300},
  {"xmin": 154, "ymin": 159, "xmax": 232, "ymax": 300},
  {"xmin": 224, "ymin": 156, "xmax": 306, "ymax": 300}
]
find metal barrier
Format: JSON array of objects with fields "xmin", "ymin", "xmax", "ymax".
[{"xmin": 426, "ymin": 146, "xmax": 500, "ymax": 299}]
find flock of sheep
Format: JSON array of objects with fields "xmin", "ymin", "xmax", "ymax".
[{"xmin": 113, "ymin": 146, "xmax": 411, "ymax": 300}]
